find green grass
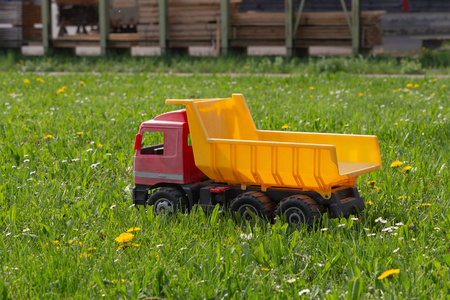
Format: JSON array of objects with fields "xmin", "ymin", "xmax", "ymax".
[
  {"xmin": 0, "ymin": 70, "xmax": 449, "ymax": 299},
  {"xmin": 2, "ymin": 49, "xmax": 450, "ymax": 75}
]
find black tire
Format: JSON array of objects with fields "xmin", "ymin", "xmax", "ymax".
[
  {"xmin": 275, "ymin": 195, "xmax": 321, "ymax": 227},
  {"xmin": 147, "ymin": 187, "xmax": 188, "ymax": 216},
  {"xmin": 229, "ymin": 191, "xmax": 276, "ymax": 222}
]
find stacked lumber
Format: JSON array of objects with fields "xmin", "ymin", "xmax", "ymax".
[
  {"xmin": 138, "ymin": 0, "xmax": 241, "ymax": 43},
  {"xmin": 55, "ymin": 0, "xmax": 98, "ymax": 4},
  {"xmin": 138, "ymin": 0, "xmax": 220, "ymax": 42},
  {"xmin": 230, "ymin": 10, "xmax": 384, "ymax": 48},
  {"xmin": 0, "ymin": 2, "xmax": 22, "ymax": 24},
  {"xmin": 0, "ymin": 28, "xmax": 21, "ymax": 48},
  {"xmin": 22, "ymin": 2, "xmax": 42, "ymax": 40},
  {"xmin": 0, "ymin": 2, "xmax": 22, "ymax": 47}
]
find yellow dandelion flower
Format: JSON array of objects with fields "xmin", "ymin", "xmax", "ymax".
[
  {"xmin": 421, "ymin": 203, "xmax": 431, "ymax": 207},
  {"xmin": 431, "ymin": 78, "xmax": 437, "ymax": 82},
  {"xmin": 76, "ymin": 132, "xmax": 83, "ymax": 135},
  {"xmin": 57, "ymin": 88, "xmax": 65, "ymax": 95},
  {"xmin": 406, "ymin": 83, "xmax": 413, "ymax": 88},
  {"xmin": 80, "ymin": 81, "xmax": 85, "ymax": 85},
  {"xmin": 88, "ymin": 247, "xmax": 97, "ymax": 251},
  {"xmin": 442, "ymin": 84, "xmax": 446, "ymax": 88},
  {"xmin": 24, "ymin": 79, "xmax": 30, "ymax": 84},
  {"xmin": 126, "ymin": 227, "xmax": 141, "ymax": 233},
  {"xmin": 309, "ymin": 94, "xmax": 313, "ymax": 98},
  {"xmin": 98, "ymin": 143, "xmax": 103, "ymax": 148},
  {"xmin": 358, "ymin": 92, "xmax": 363, "ymax": 96},
  {"xmin": 36, "ymin": 78, "xmax": 45, "ymax": 83},
  {"xmin": 402, "ymin": 165, "xmax": 412, "ymax": 172},
  {"xmin": 414, "ymin": 84, "xmax": 419, "ymax": 88},
  {"xmin": 118, "ymin": 244, "xmax": 128, "ymax": 250},
  {"xmin": 44, "ymin": 135, "xmax": 53, "ymax": 139},
  {"xmin": 78, "ymin": 241, "xmax": 83, "ymax": 246},
  {"xmin": 393, "ymin": 89, "xmax": 397, "ymax": 92},
  {"xmin": 378, "ymin": 269, "xmax": 400, "ymax": 280},
  {"xmin": 61, "ymin": 86, "xmax": 67, "ymax": 90},
  {"xmin": 68, "ymin": 240, "xmax": 73, "ymax": 244},
  {"xmin": 372, "ymin": 186, "xmax": 380, "ymax": 191},
  {"xmin": 114, "ymin": 232, "xmax": 134, "ymax": 243},
  {"xmin": 261, "ymin": 267, "xmax": 270, "ymax": 271},
  {"xmin": 80, "ymin": 252, "xmax": 92, "ymax": 258},
  {"xmin": 282, "ymin": 125, "xmax": 291, "ymax": 129},
  {"xmin": 367, "ymin": 180, "xmax": 376, "ymax": 186},
  {"xmin": 118, "ymin": 242, "xmax": 138, "ymax": 250},
  {"xmin": 53, "ymin": 240, "xmax": 59, "ymax": 244},
  {"xmin": 366, "ymin": 201, "xmax": 374, "ymax": 206},
  {"xmin": 390, "ymin": 160, "xmax": 403, "ymax": 168},
  {"xmin": 309, "ymin": 86, "xmax": 315, "ymax": 90},
  {"xmin": 397, "ymin": 196, "xmax": 407, "ymax": 200}
]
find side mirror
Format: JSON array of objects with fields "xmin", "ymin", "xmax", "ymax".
[{"xmin": 134, "ymin": 133, "xmax": 142, "ymax": 151}]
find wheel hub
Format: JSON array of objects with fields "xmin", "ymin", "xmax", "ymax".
[
  {"xmin": 154, "ymin": 198, "xmax": 172, "ymax": 216},
  {"xmin": 285, "ymin": 207, "xmax": 306, "ymax": 225},
  {"xmin": 238, "ymin": 204, "xmax": 258, "ymax": 220}
]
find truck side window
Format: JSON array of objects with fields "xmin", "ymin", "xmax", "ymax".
[{"xmin": 141, "ymin": 131, "xmax": 164, "ymax": 155}]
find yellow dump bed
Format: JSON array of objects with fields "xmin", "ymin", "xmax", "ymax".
[{"xmin": 167, "ymin": 94, "xmax": 381, "ymax": 198}]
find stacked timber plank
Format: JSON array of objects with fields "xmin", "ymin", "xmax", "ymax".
[
  {"xmin": 138, "ymin": 0, "xmax": 221, "ymax": 44},
  {"xmin": 138, "ymin": 0, "xmax": 241, "ymax": 45},
  {"xmin": 55, "ymin": 0, "xmax": 98, "ymax": 4},
  {"xmin": 230, "ymin": 10, "xmax": 384, "ymax": 48},
  {"xmin": 0, "ymin": 1, "xmax": 42, "ymax": 46},
  {"xmin": 137, "ymin": 0, "xmax": 159, "ymax": 41},
  {"xmin": 22, "ymin": 2, "xmax": 42, "ymax": 41},
  {"xmin": 0, "ymin": 1, "xmax": 22, "ymax": 47}
]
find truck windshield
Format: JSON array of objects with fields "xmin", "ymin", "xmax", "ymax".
[{"xmin": 141, "ymin": 131, "xmax": 164, "ymax": 155}]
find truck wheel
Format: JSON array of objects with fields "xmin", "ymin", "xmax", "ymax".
[
  {"xmin": 276, "ymin": 195, "xmax": 321, "ymax": 227},
  {"xmin": 230, "ymin": 191, "xmax": 275, "ymax": 222},
  {"xmin": 147, "ymin": 187, "xmax": 188, "ymax": 216}
]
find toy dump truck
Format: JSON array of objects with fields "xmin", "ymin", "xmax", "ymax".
[{"xmin": 133, "ymin": 94, "xmax": 382, "ymax": 226}]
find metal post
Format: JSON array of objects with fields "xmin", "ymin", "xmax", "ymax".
[
  {"xmin": 41, "ymin": 0, "xmax": 51, "ymax": 55},
  {"xmin": 351, "ymin": 0, "xmax": 361, "ymax": 55},
  {"xmin": 285, "ymin": 0, "xmax": 294, "ymax": 58},
  {"xmin": 220, "ymin": 0, "xmax": 230, "ymax": 55},
  {"xmin": 159, "ymin": 0, "xmax": 168, "ymax": 55},
  {"xmin": 99, "ymin": 0, "xmax": 110, "ymax": 56}
]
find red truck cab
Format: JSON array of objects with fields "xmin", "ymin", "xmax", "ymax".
[{"xmin": 133, "ymin": 109, "xmax": 205, "ymax": 205}]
